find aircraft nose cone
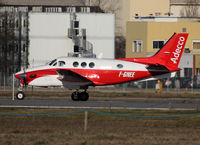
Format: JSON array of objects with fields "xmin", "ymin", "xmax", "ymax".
[{"xmin": 18, "ymin": 73, "xmax": 26, "ymax": 79}]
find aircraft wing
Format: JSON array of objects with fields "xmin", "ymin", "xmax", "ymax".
[{"xmin": 56, "ymin": 69, "xmax": 93, "ymax": 89}]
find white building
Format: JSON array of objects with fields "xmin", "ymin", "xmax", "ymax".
[{"xmin": 29, "ymin": 13, "xmax": 115, "ymax": 67}]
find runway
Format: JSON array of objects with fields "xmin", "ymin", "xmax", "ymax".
[{"xmin": 0, "ymin": 97, "xmax": 200, "ymax": 110}]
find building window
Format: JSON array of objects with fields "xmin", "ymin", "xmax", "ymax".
[
  {"xmin": 66, "ymin": 7, "xmax": 76, "ymax": 13},
  {"xmin": 74, "ymin": 21, "xmax": 79, "ymax": 28},
  {"xmin": 18, "ymin": 7, "xmax": 28, "ymax": 12},
  {"xmin": 153, "ymin": 40, "xmax": 165, "ymax": 49},
  {"xmin": 193, "ymin": 40, "xmax": 200, "ymax": 49},
  {"xmin": 184, "ymin": 68, "xmax": 192, "ymax": 78},
  {"xmin": 155, "ymin": 12, "xmax": 161, "ymax": 16},
  {"xmin": 132, "ymin": 40, "xmax": 142, "ymax": 52},
  {"xmin": 45, "ymin": 7, "xmax": 59, "ymax": 13},
  {"xmin": 32, "ymin": 7, "xmax": 42, "ymax": 12},
  {"xmin": 81, "ymin": 7, "xmax": 90, "ymax": 13},
  {"xmin": 182, "ymin": 28, "xmax": 187, "ymax": 32}
]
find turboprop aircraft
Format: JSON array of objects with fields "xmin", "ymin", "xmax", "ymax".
[{"xmin": 15, "ymin": 33, "xmax": 188, "ymax": 101}]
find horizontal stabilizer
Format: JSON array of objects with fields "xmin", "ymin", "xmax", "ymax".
[{"xmin": 137, "ymin": 72, "xmax": 176, "ymax": 82}]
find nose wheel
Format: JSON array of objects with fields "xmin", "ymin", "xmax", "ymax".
[
  {"xmin": 15, "ymin": 85, "xmax": 26, "ymax": 100},
  {"xmin": 16, "ymin": 91, "xmax": 25, "ymax": 100},
  {"xmin": 71, "ymin": 91, "xmax": 89, "ymax": 101}
]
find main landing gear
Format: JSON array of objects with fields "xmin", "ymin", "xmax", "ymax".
[
  {"xmin": 15, "ymin": 86, "xmax": 89, "ymax": 101},
  {"xmin": 71, "ymin": 90, "xmax": 89, "ymax": 101}
]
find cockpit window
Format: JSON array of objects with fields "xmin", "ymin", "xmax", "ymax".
[
  {"xmin": 53, "ymin": 62, "xmax": 57, "ymax": 66},
  {"xmin": 59, "ymin": 61, "xmax": 65, "ymax": 66},
  {"xmin": 49, "ymin": 59, "xmax": 57, "ymax": 66}
]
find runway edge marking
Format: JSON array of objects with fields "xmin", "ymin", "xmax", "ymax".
[{"xmin": 0, "ymin": 105, "xmax": 195, "ymax": 110}]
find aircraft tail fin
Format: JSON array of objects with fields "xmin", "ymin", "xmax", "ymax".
[
  {"xmin": 150, "ymin": 33, "xmax": 188, "ymax": 71},
  {"xmin": 120, "ymin": 33, "xmax": 189, "ymax": 72}
]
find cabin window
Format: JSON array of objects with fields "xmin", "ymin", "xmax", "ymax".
[
  {"xmin": 117, "ymin": 64, "xmax": 123, "ymax": 69},
  {"xmin": 89, "ymin": 62, "xmax": 95, "ymax": 68},
  {"xmin": 81, "ymin": 62, "xmax": 87, "ymax": 68},
  {"xmin": 73, "ymin": 61, "xmax": 79, "ymax": 67},
  {"xmin": 59, "ymin": 61, "xmax": 65, "ymax": 66}
]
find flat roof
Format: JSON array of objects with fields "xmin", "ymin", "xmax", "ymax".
[{"xmin": 0, "ymin": 0, "xmax": 84, "ymax": 6}]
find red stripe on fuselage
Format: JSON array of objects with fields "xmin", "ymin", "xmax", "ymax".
[{"xmin": 16, "ymin": 68, "xmax": 152, "ymax": 86}]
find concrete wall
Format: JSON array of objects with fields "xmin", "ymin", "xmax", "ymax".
[
  {"xmin": 126, "ymin": 22, "xmax": 148, "ymax": 58},
  {"xmin": 132, "ymin": 0, "xmax": 170, "ymax": 17}
]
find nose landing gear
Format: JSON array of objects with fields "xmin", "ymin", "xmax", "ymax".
[
  {"xmin": 16, "ymin": 91, "xmax": 25, "ymax": 100},
  {"xmin": 71, "ymin": 90, "xmax": 89, "ymax": 101},
  {"xmin": 16, "ymin": 86, "xmax": 26, "ymax": 100}
]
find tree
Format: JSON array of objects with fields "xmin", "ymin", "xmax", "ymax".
[
  {"xmin": 0, "ymin": 12, "xmax": 16, "ymax": 85},
  {"xmin": 115, "ymin": 36, "xmax": 125, "ymax": 58}
]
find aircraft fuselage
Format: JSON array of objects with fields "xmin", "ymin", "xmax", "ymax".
[{"xmin": 15, "ymin": 57, "xmax": 155, "ymax": 88}]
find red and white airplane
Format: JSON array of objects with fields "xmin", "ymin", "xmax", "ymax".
[{"xmin": 15, "ymin": 33, "xmax": 188, "ymax": 101}]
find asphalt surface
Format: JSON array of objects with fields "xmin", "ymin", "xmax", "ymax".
[{"xmin": 0, "ymin": 97, "xmax": 200, "ymax": 110}]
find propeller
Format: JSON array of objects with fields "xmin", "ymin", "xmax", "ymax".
[{"xmin": 18, "ymin": 68, "xmax": 27, "ymax": 88}]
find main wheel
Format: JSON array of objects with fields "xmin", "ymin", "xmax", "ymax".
[
  {"xmin": 80, "ymin": 92, "xmax": 89, "ymax": 101},
  {"xmin": 16, "ymin": 91, "xmax": 25, "ymax": 100},
  {"xmin": 71, "ymin": 92, "xmax": 80, "ymax": 101}
]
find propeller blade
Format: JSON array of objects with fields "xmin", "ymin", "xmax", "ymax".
[{"xmin": 18, "ymin": 71, "xmax": 27, "ymax": 88}]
